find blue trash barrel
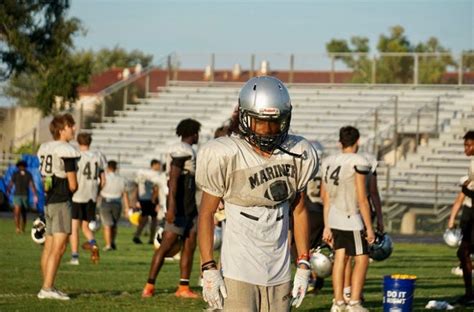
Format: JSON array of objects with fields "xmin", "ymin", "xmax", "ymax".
[{"xmin": 383, "ymin": 274, "xmax": 416, "ymax": 312}]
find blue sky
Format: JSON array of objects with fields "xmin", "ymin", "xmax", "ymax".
[{"xmin": 70, "ymin": 0, "xmax": 473, "ymax": 61}]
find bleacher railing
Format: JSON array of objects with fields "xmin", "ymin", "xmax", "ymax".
[{"xmin": 169, "ymin": 52, "xmax": 474, "ymax": 86}]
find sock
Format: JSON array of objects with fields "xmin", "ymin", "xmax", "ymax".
[
  {"xmin": 344, "ymin": 286, "xmax": 351, "ymax": 296},
  {"xmin": 147, "ymin": 279, "xmax": 156, "ymax": 285},
  {"xmin": 72, "ymin": 253, "xmax": 79, "ymax": 259},
  {"xmin": 179, "ymin": 279, "xmax": 190, "ymax": 286},
  {"xmin": 89, "ymin": 239, "xmax": 97, "ymax": 246}
]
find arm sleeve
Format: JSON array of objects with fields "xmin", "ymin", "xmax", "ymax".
[
  {"xmin": 296, "ymin": 140, "xmax": 319, "ymax": 192},
  {"xmin": 63, "ymin": 158, "xmax": 78, "ymax": 172},
  {"xmin": 196, "ymin": 142, "xmax": 227, "ymax": 198},
  {"xmin": 354, "ymin": 155, "xmax": 371, "ymax": 175}
]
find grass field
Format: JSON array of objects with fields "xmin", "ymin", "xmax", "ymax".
[{"xmin": 0, "ymin": 217, "xmax": 470, "ymax": 311}]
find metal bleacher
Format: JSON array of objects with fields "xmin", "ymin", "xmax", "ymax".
[{"xmin": 89, "ymin": 81, "xmax": 474, "ymax": 229}]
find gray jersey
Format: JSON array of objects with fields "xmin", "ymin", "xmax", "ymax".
[
  {"xmin": 38, "ymin": 141, "xmax": 80, "ymax": 178},
  {"xmin": 196, "ymin": 134, "xmax": 318, "ymax": 286},
  {"xmin": 72, "ymin": 150, "xmax": 107, "ymax": 203},
  {"xmin": 323, "ymin": 153, "xmax": 370, "ymax": 231}
]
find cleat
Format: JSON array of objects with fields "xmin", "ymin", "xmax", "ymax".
[
  {"xmin": 330, "ymin": 299, "xmax": 347, "ymax": 312},
  {"xmin": 37, "ymin": 288, "xmax": 70, "ymax": 300},
  {"xmin": 175, "ymin": 288, "xmax": 199, "ymax": 298},
  {"xmin": 142, "ymin": 283, "xmax": 155, "ymax": 298},
  {"xmin": 346, "ymin": 301, "xmax": 368, "ymax": 312},
  {"xmin": 91, "ymin": 245, "xmax": 100, "ymax": 264},
  {"xmin": 68, "ymin": 258, "xmax": 79, "ymax": 265},
  {"xmin": 133, "ymin": 237, "xmax": 143, "ymax": 244}
]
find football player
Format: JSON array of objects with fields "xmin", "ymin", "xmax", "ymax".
[
  {"xmin": 37, "ymin": 113, "xmax": 80, "ymax": 300},
  {"xmin": 142, "ymin": 118, "xmax": 201, "ymax": 299},
  {"xmin": 99, "ymin": 160, "xmax": 129, "ymax": 251},
  {"xmin": 68, "ymin": 133, "xmax": 106, "ymax": 265},
  {"xmin": 449, "ymin": 130, "xmax": 474, "ymax": 305},
  {"xmin": 6, "ymin": 160, "xmax": 38, "ymax": 233},
  {"xmin": 322, "ymin": 126, "xmax": 375, "ymax": 312},
  {"xmin": 133, "ymin": 159, "xmax": 162, "ymax": 244},
  {"xmin": 343, "ymin": 152, "xmax": 384, "ymax": 302},
  {"xmin": 197, "ymin": 76, "xmax": 318, "ymax": 311}
]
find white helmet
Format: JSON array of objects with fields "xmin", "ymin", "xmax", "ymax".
[
  {"xmin": 154, "ymin": 226, "xmax": 181, "ymax": 257},
  {"xmin": 214, "ymin": 226, "xmax": 222, "ymax": 251},
  {"xmin": 31, "ymin": 217, "xmax": 46, "ymax": 245},
  {"xmin": 238, "ymin": 76, "xmax": 292, "ymax": 153},
  {"xmin": 310, "ymin": 246, "xmax": 333, "ymax": 278},
  {"xmin": 443, "ymin": 228, "xmax": 462, "ymax": 248},
  {"xmin": 88, "ymin": 215, "xmax": 101, "ymax": 232},
  {"xmin": 369, "ymin": 232, "xmax": 393, "ymax": 261}
]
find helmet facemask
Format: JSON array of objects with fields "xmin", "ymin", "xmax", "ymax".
[{"xmin": 239, "ymin": 109, "xmax": 291, "ymax": 153}]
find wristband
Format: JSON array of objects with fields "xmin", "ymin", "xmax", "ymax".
[
  {"xmin": 201, "ymin": 260, "xmax": 217, "ymax": 272},
  {"xmin": 297, "ymin": 259, "xmax": 311, "ymax": 269}
]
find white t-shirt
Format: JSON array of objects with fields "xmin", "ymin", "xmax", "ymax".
[
  {"xmin": 135, "ymin": 169, "xmax": 162, "ymax": 201},
  {"xmin": 73, "ymin": 150, "xmax": 107, "ymax": 203},
  {"xmin": 100, "ymin": 172, "xmax": 127, "ymax": 199},
  {"xmin": 323, "ymin": 153, "xmax": 370, "ymax": 231},
  {"xmin": 196, "ymin": 134, "xmax": 318, "ymax": 286}
]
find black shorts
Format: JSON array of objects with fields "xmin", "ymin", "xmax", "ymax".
[
  {"xmin": 460, "ymin": 205, "xmax": 474, "ymax": 243},
  {"xmin": 308, "ymin": 208, "xmax": 324, "ymax": 249},
  {"xmin": 332, "ymin": 229, "xmax": 369, "ymax": 256},
  {"xmin": 164, "ymin": 216, "xmax": 197, "ymax": 239},
  {"xmin": 71, "ymin": 200, "xmax": 96, "ymax": 222},
  {"xmin": 139, "ymin": 200, "xmax": 157, "ymax": 218}
]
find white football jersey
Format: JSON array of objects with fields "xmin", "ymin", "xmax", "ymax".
[
  {"xmin": 323, "ymin": 153, "xmax": 370, "ymax": 231},
  {"xmin": 37, "ymin": 141, "xmax": 80, "ymax": 178},
  {"xmin": 72, "ymin": 150, "xmax": 107, "ymax": 203},
  {"xmin": 166, "ymin": 141, "xmax": 196, "ymax": 177},
  {"xmin": 459, "ymin": 175, "xmax": 473, "ymax": 208},
  {"xmin": 196, "ymin": 134, "xmax": 318, "ymax": 286},
  {"xmin": 135, "ymin": 169, "xmax": 162, "ymax": 200}
]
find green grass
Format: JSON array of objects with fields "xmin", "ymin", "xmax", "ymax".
[{"xmin": 0, "ymin": 217, "xmax": 469, "ymax": 311}]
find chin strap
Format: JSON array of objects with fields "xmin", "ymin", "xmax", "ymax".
[{"xmin": 276, "ymin": 145, "xmax": 304, "ymax": 158}]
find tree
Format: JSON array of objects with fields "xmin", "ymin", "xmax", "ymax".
[
  {"xmin": 81, "ymin": 46, "xmax": 153, "ymax": 75},
  {"xmin": 0, "ymin": 1, "xmax": 92, "ymax": 115},
  {"xmin": 326, "ymin": 25, "xmax": 455, "ymax": 84}
]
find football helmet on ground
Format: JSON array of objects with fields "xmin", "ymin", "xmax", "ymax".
[{"xmin": 153, "ymin": 226, "xmax": 181, "ymax": 257}]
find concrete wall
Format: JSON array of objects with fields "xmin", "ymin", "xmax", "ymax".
[{"xmin": 0, "ymin": 106, "xmax": 42, "ymax": 152}]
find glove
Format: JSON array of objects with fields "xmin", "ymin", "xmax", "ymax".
[
  {"xmin": 202, "ymin": 269, "xmax": 227, "ymax": 309},
  {"xmin": 291, "ymin": 268, "xmax": 311, "ymax": 308}
]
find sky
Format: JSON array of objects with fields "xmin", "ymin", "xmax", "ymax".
[
  {"xmin": 2, "ymin": 0, "xmax": 474, "ymax": 106},
  {"xmin": 69, "ymin": 0, "xmax": 473, "ymax": 68}
]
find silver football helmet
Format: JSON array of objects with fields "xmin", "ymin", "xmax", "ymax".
[
  {"xmin": 238, "ymin": 76, "xmax": 292, "ymax": 152},
  {"xmin": 88, "ymin": 215, "xmax": 101, "ymax": 232},
  {"xmin": 369, "ymin": 232, "xmax": 393, "ymax": 261},
  {"xmin": 310, "ymin": 246, "xmax": 334, "ymax": 278},
  {"xmin": 31, "ymin": 217, "xmax": 46, "ymax": 245},
  {"xmin": 443, "ymin": 228, "xmax": 462, "ymax": 248}
]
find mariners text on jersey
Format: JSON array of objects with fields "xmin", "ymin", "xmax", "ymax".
[{"xmin": 249, "ymin": 163, "xmax": 296, "ymax": 189}]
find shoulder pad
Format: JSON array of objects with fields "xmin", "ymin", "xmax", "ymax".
[{"xmin": 55, "ymin": 142, "xmax": 81, "ymax": 158}]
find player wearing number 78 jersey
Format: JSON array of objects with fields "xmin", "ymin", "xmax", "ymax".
[{"xmin": 37, "ymin": 113, "xmax": 80, "ymax": 300}]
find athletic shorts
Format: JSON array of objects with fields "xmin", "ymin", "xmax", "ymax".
[
  {"xmin": 223, "ymin": 277, "xmax": 291, "ymax": 312},
  {"xmin": 100, "ymin": 200, "xmax": 122, "ymax": 227},
  {"xmin": 139, "ymin": 200, "xmax": 157, "ymax": 218},
  {"xmin": 13, "ymin": 195, "xmax": 29, "ymax": 209},
  {"xmin": 71, "ymin": 200, "xmax": 96, "ymax": 222},
  {"xmin": 308, "ymin": 209, "xmax": 324, "ymax": 249},
  {"xmin": 460, "ymin": 205, "xmax": 474, "ymax": 243},
  {"xmin": 332, "ymin": 228, "xmax": 369, "ymax": 256},
  {"xmin": 164, "ymin": 216, "xmax": 197, "ymax": 238},
  {"xmin": 45, "ymin": 201, "xmax": 72, "ymax": 235}
]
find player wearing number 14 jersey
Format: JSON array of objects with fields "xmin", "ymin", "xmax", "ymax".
[
  {"xmin": 69, "ymin": 133, "xmax": 107, "ymax": 265},
  {"xmin": 322, "ymin": 126, "xmax": 375, "ymax": 312},
  {"xmin": 37, "ymin": 113, "xmax": 80, "ymax": 300}
]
